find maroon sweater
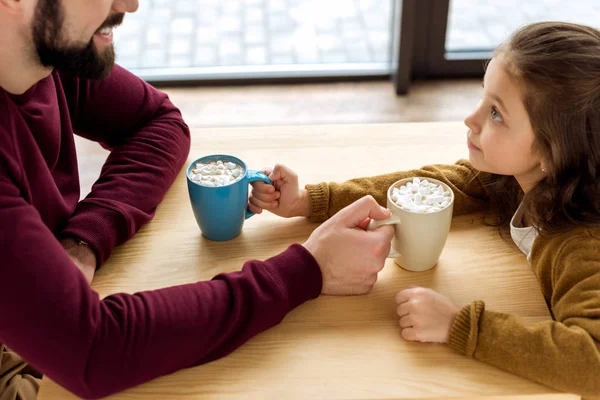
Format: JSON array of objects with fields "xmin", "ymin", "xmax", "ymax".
[{"xmin": 0, "ymin": 66, "xmax": 322, "ymax": 399}]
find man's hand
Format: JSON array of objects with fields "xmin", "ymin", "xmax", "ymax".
[
  {"xmin": 303, "ymin": 195, "xmax": 395, "ymax": 295},
  {"xmin": 60, "ymin": 238, "xmax": 97, "ymax": 284}
]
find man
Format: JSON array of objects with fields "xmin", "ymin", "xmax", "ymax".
[{"xmin": 0, "ymin": 0, "xmax": 395, "ymax": 398}]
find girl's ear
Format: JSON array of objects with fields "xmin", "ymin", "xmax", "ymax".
[{"xmin": 0, "ymin": 0, "xmax": 25, "ymax": 15}]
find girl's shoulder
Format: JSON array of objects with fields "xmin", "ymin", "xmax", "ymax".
[
  {"xmin": 535, "ymin": 225, "xmax": 599, "ymax": 260},
  {"xmin": 531, "ymin": 226, "xmax": 599, "ymax": 289},
  {"xmin": 540, "ymin": 225, "xmax": 600, "ymax": 242},
  {"xmin": 561, "ymin": 225, "xmax": 599, "ymax": 240}
]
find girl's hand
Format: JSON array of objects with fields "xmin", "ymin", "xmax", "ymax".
[
  {"xmin": 395, "ymin": 286, "xmax": 460, "ymax": 343},
  {"xmin": 249, "ymin": 164, "xmax": 311, "ymax": 218}
]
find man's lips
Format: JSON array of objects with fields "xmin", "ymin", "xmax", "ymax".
[{"xmin": 95, "ymin": 13, "xmax": 125, "ymax": 35}]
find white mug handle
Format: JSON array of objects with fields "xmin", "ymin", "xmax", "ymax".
[{"xmin": 367, "ymin": 215, "xmax": 402, "ymax": 258}]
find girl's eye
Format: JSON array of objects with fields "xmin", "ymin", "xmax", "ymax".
[{"xmin": 491, "ymin": 106, "xmax": 503, "ymax": 122}]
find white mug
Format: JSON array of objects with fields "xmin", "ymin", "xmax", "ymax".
[{"xmin": 369, "ymin": 177, "xmax": 454, "ymax": 272}]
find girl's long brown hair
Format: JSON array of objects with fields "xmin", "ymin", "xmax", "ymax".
[{"xmin": 485, "ymin": 22, "xmax": 600, "ymax": 235}]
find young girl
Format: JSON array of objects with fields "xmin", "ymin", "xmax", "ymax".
[{"xmin": 249, "ymin": 22, "xmax": 600, "ymax": 397}]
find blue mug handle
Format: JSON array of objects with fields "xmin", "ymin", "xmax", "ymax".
[{"xmin": 246, "ymin": 170, "xmax": 272, "ymax": 219}]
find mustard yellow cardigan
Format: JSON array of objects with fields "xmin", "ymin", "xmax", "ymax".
[{"xmin": 306, "ymin": 160, "xmax": 600, "ymax": 398}]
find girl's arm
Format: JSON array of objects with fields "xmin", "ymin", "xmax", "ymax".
[
  {"xmin": 307, "ymin": 160, "xmax": 491, "ymax": 222},
  {"xmin": 449, "ymin": 231, "xmax": 600, "ymax": 397}
]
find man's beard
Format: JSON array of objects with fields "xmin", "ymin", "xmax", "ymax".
[{"xmin": 32, "ymin": 0, "xmax": 123, "ymax": 80}]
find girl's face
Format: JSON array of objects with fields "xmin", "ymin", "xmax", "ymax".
[{"xmin": 464, "ymin": 56, "xmax": 546, "ymax": 192}]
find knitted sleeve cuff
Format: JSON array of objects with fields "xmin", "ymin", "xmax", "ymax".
[
  {"xmin": 60, "ymin": 202, "xmax": 130, "ymax": 267},
  {"xmin": 305, "ymin": 183, "xmax": 330, "ymax": 223},
  {"xmin": 448, "ymin": 300, "xmax": 485, "ymax": 357}
]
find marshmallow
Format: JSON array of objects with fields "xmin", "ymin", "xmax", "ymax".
[
  {"xmin": 391, "ymin": 178, "xmax": 452, "ymax": 213},
  {"xmin": 190, "ymin": 160, "xmax": 245, "ymax": 187}
]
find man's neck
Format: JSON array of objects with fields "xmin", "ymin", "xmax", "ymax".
[
  {"xmin": 0, "ymin": 70, "xmax": 52, "ymax": 95},
  {"xmin": 0, "ymin": 32, "xmax": 52, "ymax": 95}
]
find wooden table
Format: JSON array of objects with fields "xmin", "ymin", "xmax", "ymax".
[{"xmin": 38, "ymin": 122, "xmax": 578, "ymax": 399}]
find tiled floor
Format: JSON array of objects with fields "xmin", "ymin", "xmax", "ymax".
[
  {"xmin": 114, "ymin": 0, "xmax": 393, "ymax": 71},
  {"xmin": 113, "ymin": 0, "xmax": 600, "ymax": 74},
  {"xmin": 447, "ymin": 0, "xmax": 600, "ymax": 51}
]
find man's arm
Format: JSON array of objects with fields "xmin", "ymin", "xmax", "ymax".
[
  {"xmin": 58, "ymin": 65, "xmax": 191, "ymax": 266},
  {"xmin": 0, "ymin": 168, "xmax": 322, "ymax": 399}
]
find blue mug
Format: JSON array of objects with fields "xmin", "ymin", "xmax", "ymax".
[{"xmin": 186, "ymin": 154, "xmax": 271, "ymax": 241}]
